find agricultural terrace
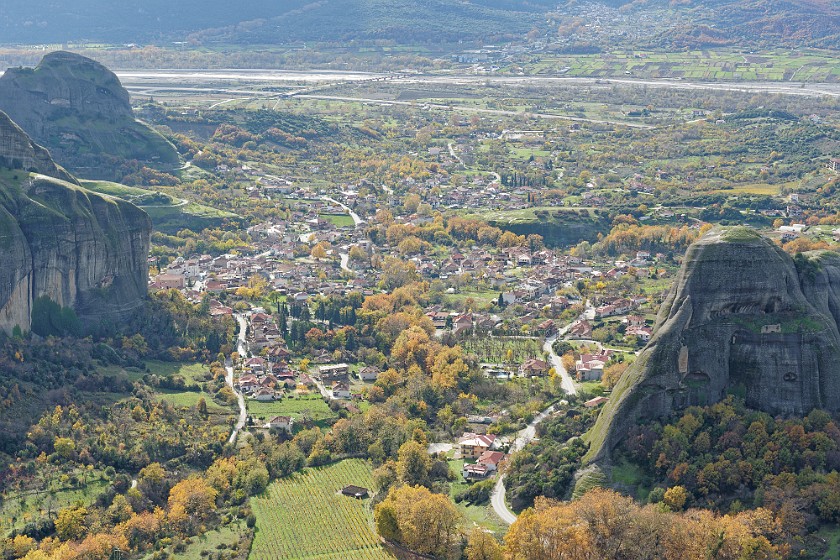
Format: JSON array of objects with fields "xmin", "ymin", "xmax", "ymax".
[{"xmin": 249, "ymin": 459, "xmax": 394, "ymax": 560}]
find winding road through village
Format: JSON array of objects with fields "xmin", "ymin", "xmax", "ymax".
[
  {"xmin": 225, "ymin": 314, "xmax": 249, "ymax": 444},
  {"xmin": 489, "ymin": 311, "xmax": 584, "ymax": 524}
]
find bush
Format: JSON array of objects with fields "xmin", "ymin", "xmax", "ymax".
[
  {"xmin": 648, "ymin": 487, "xmax": 666, "ymax": 504},
  {"xmin": 454, "ymin": 479, "xmax": 494, "ymax": 505}
]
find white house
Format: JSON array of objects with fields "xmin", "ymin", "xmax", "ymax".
[
  {"xmin": 254, "ymin": 388, "xmax": 277, "ymax": 402},
  {"xmin": 357, "ymin": 366, "xmax": 381, "ymax": 382},
  {"xmin": 332, "ymin": 381, "xmax": 351, "ymax": 399}
]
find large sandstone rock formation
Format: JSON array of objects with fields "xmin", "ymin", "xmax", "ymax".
[
  {"xmin": 0, "ymin": 111, "xmax": 77, "ymax": 184},
  {"xmin": 583, "ymin": 227, "xmax": 840, "ymax": 475},
  {"xmin": 0, "ymin": 51, "xmax": 178, "ymax": 178},
  {"xmin": 0, "ymin": 110, "xmax": 150, "ymax": 333}
]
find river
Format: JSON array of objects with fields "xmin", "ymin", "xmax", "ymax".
[{"xmin": 115, "ymin": 69, "xmax": 840, "ymax": 99}]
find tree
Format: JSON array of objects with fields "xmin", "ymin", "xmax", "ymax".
[
  {"xmin": 138, "ymin": 463, "xmax": 168, "ymax": 506},
  {"xmin": 53, "ymin": 437, "xmax": 76, "ymax": 460},
  {"xmin": 561, "ymin": 351, "xmax": 577, "ymax": 374},
  {"xmin": 404, "ymin": 193, "xmax": 421, "ymax": 214},
  {"xmin": 167, "ymin": 477, "xmax": 218, "ymax": 533},
  {"xmin": 602, "ymin": 362, "xmax": 628, "ymax": 390},
  {"xmin": 244, "ymin": 463, "xmax": 270, "ymax": 495},
  {"xmin": 505, "ymin": 499, "xmax": 593, "ymax": 560},
  {"xmin": 380, "ymin": 257, "xmax": 419, "ymax": 291},
  {"xmin": 465, "ymin": 527, "xmax": 503, "ymax": 560},
  {"xmin": 311, "ymin": 243, "xmax": 328, "ymax": 260},
  {"xmin": 375, "ymin": 485, "xmax": 462, "ymax": 559},
  {"xmin": 55, "ymin": 505, "xmax": 88, "ymax": 541},
  {"xmin": 391, "ymin": 326, "xmax": 434, "ymax": 370},
  {"xmin": 196, "ymin": 397, "xmax": 208, "ymax": 418},
  {"xmin": 120, "ymin": 510, "xmax": 163, "ymax": 549},
  {"xmin": 430, "ymin": 346, "xmax": 469, "ymax": 391},
  {"xmin": 348, "ymin": 245, "xmax": 368, "ymax": 263},
  {"xmin": 663, "ymin": 485, "xmax": 689, "ymax": 511},
  {"xmin": 396, "ymin": 440, "xmax": 431, "ymax": 487}
]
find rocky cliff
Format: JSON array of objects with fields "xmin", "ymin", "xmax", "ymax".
[
  {"xmin": 582, "ymin": 227, "xmax": 840, "ymax": 479},
  {"xmin": 0, "ymin": 51, "xmax": 178, "ymax": 178},
  {"xmin": 0, "ymin": 112, "xmax": 77, "ymax": 184},
  {"xmin": 0, "ymin": 110, "xmax": 150, "ymax": 334}
]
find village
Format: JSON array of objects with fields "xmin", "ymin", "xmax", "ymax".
[{"xmin": 144, "ymin": 170, "xmax": 673, "ymax": 503}]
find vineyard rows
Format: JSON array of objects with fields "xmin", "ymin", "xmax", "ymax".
[{"xmin": 249, "ymin": 459, "xmax": 395, "ymax": 560}]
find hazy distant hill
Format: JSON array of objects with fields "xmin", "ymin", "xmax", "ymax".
[
  {"xmin": 188, "ymin": 0, "xmax": 557, "ymax": 44},
  {"xmin": 0, "ymin": 0, "xmax": 555, "ymax": 44},
  {"xmin": 664, "ymin": 0, "xmax": 838, "ymax": 48},
  {"xmin": 0, "ymin": 0, "xmax": 837, "ymax": 49},
  {"xmin": 0, "ymin": 0, "xmax": 295, "ymax": 43}
]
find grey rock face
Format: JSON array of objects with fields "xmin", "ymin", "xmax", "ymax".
[
  {"xmin": 584, "ymin": 228, "xmax": 840, "ymax": 467},
  {"xmin": 0, "ymin": 112, "xmax": 150, "ymax": 334},
  {"xmin": 0, "ymin": 111, "xmax": 77, "ymax": 183},
  {"xmin": 0, "ymin": 51, "xmax": 132, "ymax": 136},
  {"xmin": 0, "ymin": 51, "xmax": 178, "ymax": 177}
]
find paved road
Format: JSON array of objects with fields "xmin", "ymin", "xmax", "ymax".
[
  {"xmin": 312, "ymin": 377, "xmax": 332, "ymax": 400},
  {"xmin": 225, "ymin": 314, "xmax": 249, "ymax": 445},
  {"xmin": 491, "ymin": 404, "xmax": 558, "ymax": 524},
  {"xmin": 489, "ymin": 307, "xmax": 595, "ymax": 524},
  {"xmin": 545, "ymin": 334, "xmax": 578, "ymax": 396},
  {"xmin": 339, "ymin": 252, "xmax": 353, "ymax": 274},
  {"xmin": 448, "ymin": 142, "xmax": 466, "ymax": 167}
]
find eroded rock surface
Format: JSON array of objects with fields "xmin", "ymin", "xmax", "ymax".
[
  {"xmin": 584, "ymin": 228, "xmax": 840, "ymax": 472},
  {"xmin": 0, "ymin": 110, "xmax": 150, "ymax": 333},
  {"xmin": 0, "ymin": 51, "xmax": 178, "ymax": 178}
]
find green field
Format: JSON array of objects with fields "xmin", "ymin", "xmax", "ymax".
[
  {"xmin": 0, "ymin": 475, "xmax": 109, "ymax": 533},
  {"xmin": 531, "ymin": 50, "xmax": 840, "ymax": 82},
  {"xmin": 447, "ymin": 459, "xmax": 508, "ymax": 535},
  {"xmin": 813, "ymin": 525, "xmax": 840, "ymax": 559},
  {"xmin": 106, "ymin": 360, "xmax": 235, "ymax": 421},
  {"xmin": 247, "ymin": 394, "xmax": 338, "ymax": 423},
  {"xmin": 250, "ymin": 459, "xmax": 394, "ymax": 560},
  {"xmin": 712, "ymin": 181, "xmax": 796, "ymax": 195},
  {"xmin": 81, "ymin": 180, "xmax": 239, "ymax": 233},
  {"xmin": 81, "ymin": 180, "xmax": 164, "ymax": 200},
  {"xmin": 127, "ymin": 361, "xmax": 231, "ymax": 415},
  {"xmin": 143, "ymin": 521, "xmax": 248, "ymax": 560},
  {"xmin": 319, "ymin": 213, "xmax": 355, "ymax": 227}
]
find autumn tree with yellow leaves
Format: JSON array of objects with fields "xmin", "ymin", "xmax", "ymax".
[
  {"xmin": 375, "ymin": 485, "xmax": 462, "ymax": 559},
  {"xmin": 505, "ymin": 489, "xmax": 787, "ymax": 560}
]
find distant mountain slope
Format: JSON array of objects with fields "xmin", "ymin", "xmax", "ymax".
[
  {"xmin": 581, "ymin": 0, "xmax": 840, "ymax": 49},
  {"xmin": 0, "ymin": 0, "xmax": 836, "ymax": 49},
  {"xmin": 190, "ymin": 0, "xmax": 556, "ymax": 44},
  {"xmin": 0, "ymin": 0, "xmax": 300, "ymax": 44},
  {"xmin": 0, "ymin": 52, "xmax": 179, "ymax": 180},
  {"xmin": 0, "ymin": 0, "xmax": 554, "ymax": 44}
]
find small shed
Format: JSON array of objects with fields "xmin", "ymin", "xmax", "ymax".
[{"xmin": 341, "ymin": 485, "xmax": 369, "ymax": 499}]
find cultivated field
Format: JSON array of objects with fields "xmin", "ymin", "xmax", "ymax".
[
  {"xmin": 249, "ymin": 459, "xmax": 394, "ymax": 560},
  {"xmin": 532, "ymin": 50, "xmax": 840, "ymax": 82}
]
